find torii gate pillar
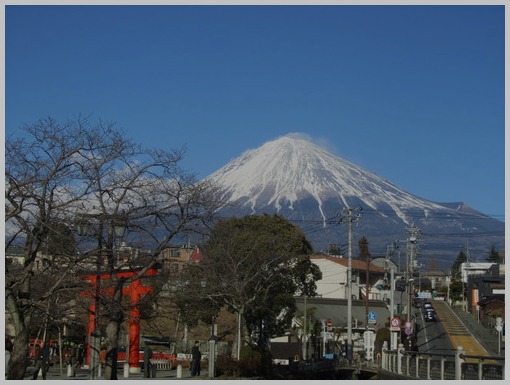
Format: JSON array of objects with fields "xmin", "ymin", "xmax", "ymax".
[{"xmin": 80, "ymin": 268, "xmax": 157, "ymax": 373}]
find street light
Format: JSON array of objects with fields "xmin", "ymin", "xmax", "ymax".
[
  {"xmin": 200, "ymin": 279, "xmax": 217, "ymax": 378},
  {"xmin": 297, "ymin": 294, "xmax": 323, "ymax": 361},
  {"xmin": 76, "ymin": 212, "xmax": 127, "ymax": 379},
  {"xmin": 208, "ymin": 316, "xmax": 217, "ymax": 379},
  {"xmin": 304, "ymin": 296, "xmax": 307, "ymax": 360}
]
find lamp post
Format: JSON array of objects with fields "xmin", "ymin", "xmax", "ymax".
[
  {"xmin": 200, "ymin": 279, "xmax": 217, "ymax": 379},
  {"xmin": 208, "ymin": 316, "xmax": 216, "ymax": 379},
  {"xmin": 299, "ymin": 294, "xmax": 323, "ymax": 360},
  {"xmin": 76, "ymin": 212, "xmax": 127, "ymax": 379},
  {"xmin": 303, "ymin": 295, "xmax": 308, "ymax": 360}
]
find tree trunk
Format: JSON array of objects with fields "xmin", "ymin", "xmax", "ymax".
[
  {"xmin": 104, "ymin": 320, "xmax": 120, "ymax": 380},
  {"xmin": 5, "ymin": 292, "xmax": 30, "ymax": 380},
  {"xmin": 235, "ymin": 307, "xmax": 244, "ymax": 360},
  {"xmin": 103, "ymin": 280, "xmax": 124, "ymax": 380}
]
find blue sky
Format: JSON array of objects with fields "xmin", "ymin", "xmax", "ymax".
[{"xmin": 4, "ymin": 3, "xmax": 506, "ymax": 221}]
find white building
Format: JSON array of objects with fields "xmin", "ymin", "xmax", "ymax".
[
  {"xmin": 460, "ymin": 262, "xmax": 499, "ymax": 283},
  {"xmin": 310, "ymin": 253, "xmax": 387, "ymax": 300}
]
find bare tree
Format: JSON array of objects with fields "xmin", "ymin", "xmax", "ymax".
[
  {"xmin": 5, "ymin": 117, "xmax": 97, "ymax": 379},
  {"xmin": 5, "ymin": 116, "xmax": 223, "ymax": 379}
]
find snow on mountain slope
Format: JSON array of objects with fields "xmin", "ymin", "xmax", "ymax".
[
  {"xmin": 206, "ymin": 134, "xmax": 446, "ymax": 225},
  {"xmin": 203, "ymin": 134, "xmax": 503, "ymax": 266}
]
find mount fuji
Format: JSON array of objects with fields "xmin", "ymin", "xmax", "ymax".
[{"xmin": 204, "ymin": 134, "xmax": 504, "ymax": 268}]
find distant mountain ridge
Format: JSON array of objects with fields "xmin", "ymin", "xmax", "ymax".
[{"xmin": 205, "ymin": 134, "xmax": 504, "ymax": 268}]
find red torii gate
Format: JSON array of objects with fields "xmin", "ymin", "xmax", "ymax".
[{"xmin": 80, "ymin": 267, "xmax": 158, "ymax": 371}]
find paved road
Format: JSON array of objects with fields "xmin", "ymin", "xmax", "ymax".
[
  {"xmin": 26, "ymin": 365, "xmax": 210, "ymax": 381},
  {"xmin": 415, "ymin": 306, "xmax": 454, "ymax": 355},
  {"xmin": 449, "ymin": 304, "xmax": 504, "ymax": 357},
  {"xmin": 433, "ymin": 301, "xmax": 490, "ymax": 358},
  {"xmin": 417, "ymin": 300, "xmax": 504, "ymax": 358}
]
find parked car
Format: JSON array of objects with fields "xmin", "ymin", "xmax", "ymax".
[
  {"xmin": 425, "ymin": 312, "xmax": 437, "ymax": 322},
  {"xmin": 423, "ymin": 302, "xmax": 433, "ymax": 309}
]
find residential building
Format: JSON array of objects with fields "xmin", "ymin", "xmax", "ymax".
[{"xmin": 310, "ymin": 253, "xmax": 387, "ymax": 300}]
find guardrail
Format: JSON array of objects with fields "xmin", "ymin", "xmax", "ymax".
[
  {"xmin": 381, "ymin": 344, "xmax": 505, "ymax": 380},
  {"xmin": 150, "ymin": 358, "xmax": 173, "ymax": 370},
  {"xmin": 381, "ymin": 344, "xmax": 504, "ymax": 380}
]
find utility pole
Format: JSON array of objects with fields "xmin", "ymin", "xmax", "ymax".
[
  {"xmin": 464, "ymin": 241, "xmax": 470, "ymax": 312},
  {"xmin": 341, "ymin": 206, "xmax": 362, "ymax": 360},
  {"xmin": 365, "ymin": 252, "xmax": 371, "ymax": 360},
  {"xmin": 386, "ymin": 244, "xmax": 398, "ymax": 350},
  {"xmin": 406, "ymin": 226, "xmax": 421, "ymax": 351}
]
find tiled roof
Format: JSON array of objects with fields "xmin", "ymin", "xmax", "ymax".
[
  {"xmin": 190, "ymin": 247, "xmax": 204, "ymax": 263},
  {"xmin": 310, "ymin": 254, "xmax": 385, "ymax": 273}
]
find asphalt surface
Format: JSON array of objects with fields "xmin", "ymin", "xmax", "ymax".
[
  {"xmin": 449, "ymin": 304, "xmax": 504, "ymax": 357},
  {"xmin": 23, "ymin": 303, "xmax": 504, "ymax": 381},
  {"xmin": 25, "ymin": 365, "xmax": 211, "ymax": 381}
]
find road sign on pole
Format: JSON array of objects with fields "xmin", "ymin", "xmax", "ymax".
[{"xmin": 390, "ymin": 317, "xmax": 401, "ymax": 331}]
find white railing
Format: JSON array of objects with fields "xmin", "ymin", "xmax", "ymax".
[
  {"xmin": 381, "ymin": 344, "xmax": 504, "ymax": 380},
  {"xmin": 150, "ymin": 359, "xmax": 172, "ymax": 370}
]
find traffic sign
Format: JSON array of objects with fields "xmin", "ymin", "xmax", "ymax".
[
  {"xmin": 326, "ymin": 319, "xmax": 333, "ymax": 331},
  {"xmin": 368, "ymin": 312, "xmax": 376, "ymax": 320},
  {"xmin": 404, "ymin": 328, "xmax": 413, "ymax": 336},
  {"xmin": 404, "ymin": 321, "xmax": 412, "ymax": 329},
  {"xmin": 390, "ymin": 317, "xmax": 401, "ymax": 331},
  {"xmin": 495, "ymin": 317, "xmax": 503, "ymax": 332}
]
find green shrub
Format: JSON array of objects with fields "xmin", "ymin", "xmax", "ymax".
[
  {"xmin": 215, "ymin": 354, "xmax": 240, "ymax": 378},
  {"xmin": 239, "ymin": 345, "xmax": 272, "ymax": 378}
]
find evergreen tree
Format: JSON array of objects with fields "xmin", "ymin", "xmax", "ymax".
[
  {"xmin": 451, "ymin": 250, "xmax": 467, "ymax": 279},
  {"xmin": 177, "ymin": 214, "xmax": 322, "ymax": 357},
  {"xmin": 358, "ymin": 236, "xmax": 371, "ymax": 262},
  {"xmin": 486, "ymin": 245, "xmax": 503, "ymax": 263}
]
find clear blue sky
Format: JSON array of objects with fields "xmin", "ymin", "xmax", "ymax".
[{"xmin": 4, "ymin": 3, "xmax": 506, "ymax": 221}]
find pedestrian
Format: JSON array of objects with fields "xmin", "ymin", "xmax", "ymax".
[
  {"xmin": 77, "ymin": 344, "xmax": 85, "ymax": 368},
  {"xmin": 190, "ymin": 340, "xmax": 202, "ymax": 377},
  {"xmin": 5, "ymin": 337, "xmax": 13, "ymax": 379},
  {"xmin": 32, "ymin": 343, "xmax": 50, "ymax": 380},
  {"xmin": 143, "ymin": 342, "xmax": 153, "ymax": 378},
  {"xmin": 67, "ymin": 345, "xmax": 78, "ymax": 377}
]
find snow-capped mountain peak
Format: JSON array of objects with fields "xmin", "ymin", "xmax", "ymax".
[
  {"xmin": 203, "ymin": 134, "xmax": 503, "ymax": 267},
  {"xmin": 207, "ymin": 134, "xmax": 443, "ymax": 224}
]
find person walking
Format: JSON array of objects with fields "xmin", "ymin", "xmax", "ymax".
[
  {"xmin": 32, "ymin": 343, "xmax": 50, "ymax": 380},
  {"xmin": 76, "ymin": 344, "xmax": 85, "ymax": 368},
  {"xmin": 190, "ymin": 340, "xmax": 202, "ymax": 377},
  {"xmin": 143, "ymin": 342, "xmax": 153, "ymax": 378},
  {"xmin": 5, "ymin": 337, "xmax": 13, "ymax": 379}
]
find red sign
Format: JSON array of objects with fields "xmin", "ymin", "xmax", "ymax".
[
  {"xmin": 390, "ymin": 317, "xmax": 401, "ymax": 330},
  {"xmin": 326, "ymin": 319, "xmax": 333, "ymax": 327}
]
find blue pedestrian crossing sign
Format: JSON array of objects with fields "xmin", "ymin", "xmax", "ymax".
[{"xmin": 368, "ymin": 312, "xmax": 376, "ymax": 320}]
